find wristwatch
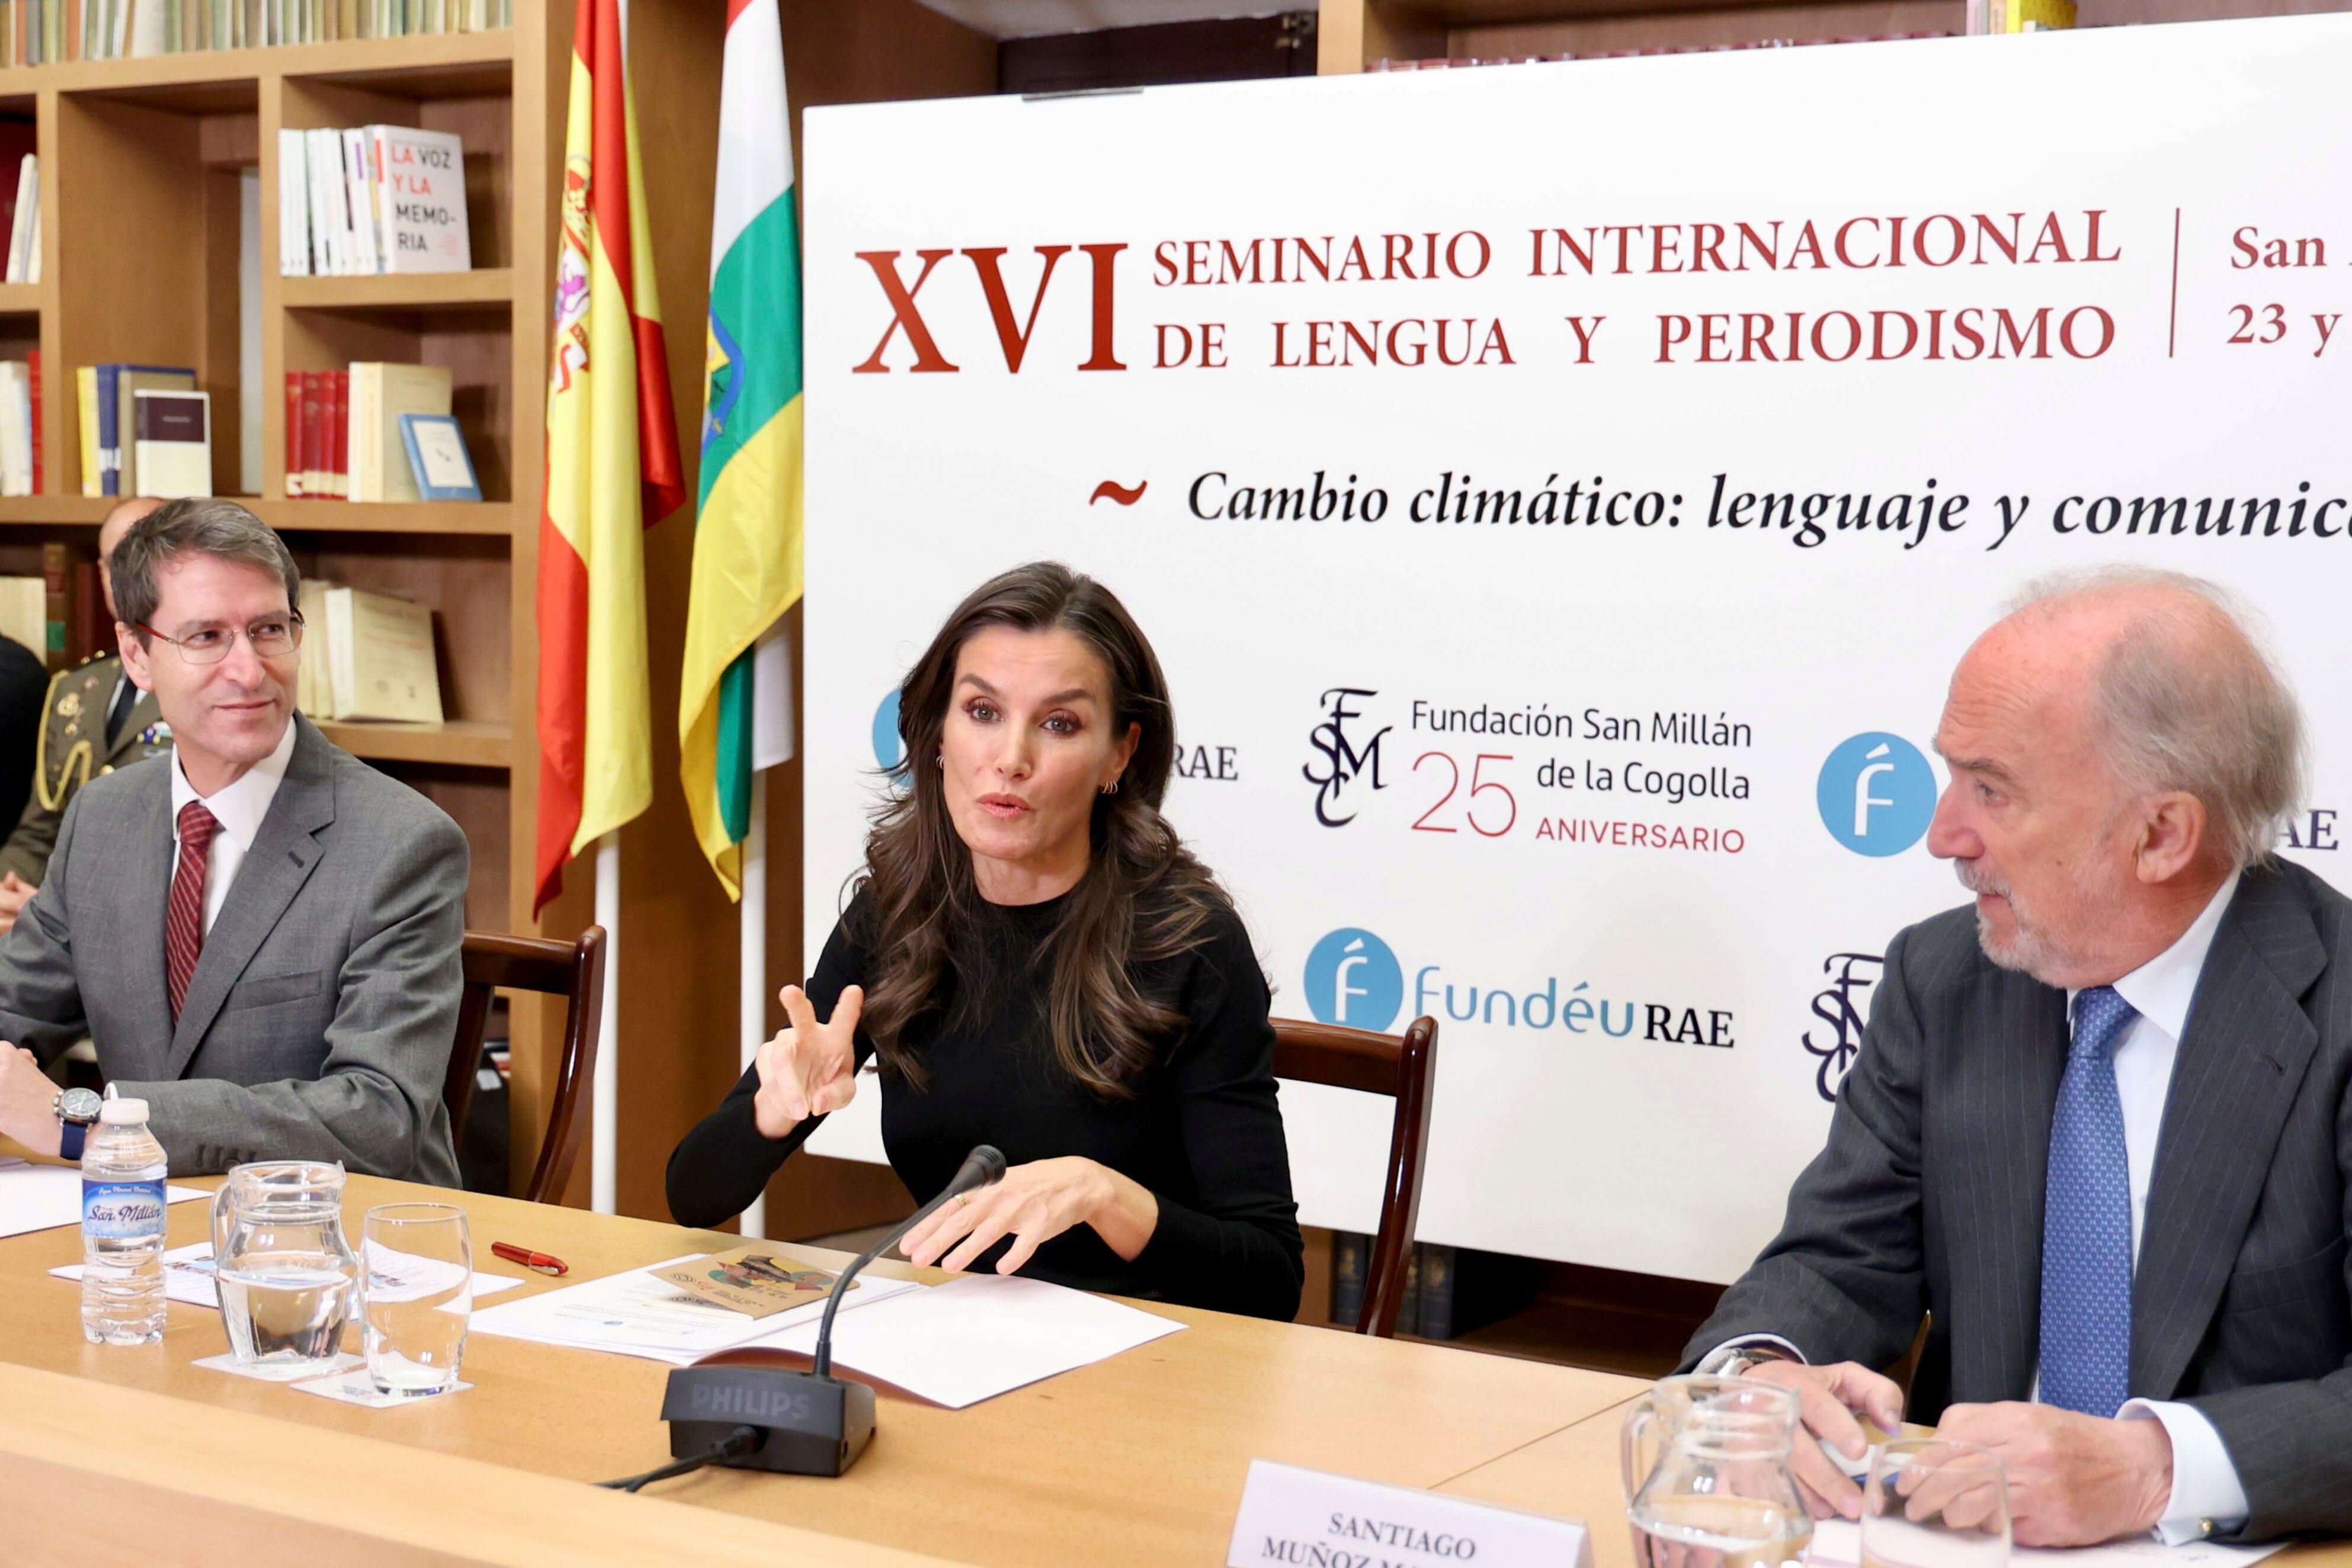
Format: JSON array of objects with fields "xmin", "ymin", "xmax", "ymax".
[
  {"xmin": 52, "ymin": 1086, "xmax": 101, "ymax": 1160},
  {"xmin": 1696, "ymin": 1341, "xmax": 1800, "ymax": 1379}
]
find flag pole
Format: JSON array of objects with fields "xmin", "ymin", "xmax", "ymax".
[
  {"xmin": 592, "ymin": 832, "xmax": 620, "ymax": 1215},
  {"xmin": 739, "ymin": 785, "xmax": 768, "ymax": 1239}
]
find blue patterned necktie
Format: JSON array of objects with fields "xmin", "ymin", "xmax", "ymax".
[{"xmin": 2038, "ymin": 984, "xmax": 2139, "ymax": 1416}]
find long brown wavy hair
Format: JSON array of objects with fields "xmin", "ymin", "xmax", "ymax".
[{"xmin": 857, "ymin": 562, "xmax": 1227, "ymax": 1099}]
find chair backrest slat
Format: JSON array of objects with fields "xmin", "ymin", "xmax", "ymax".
[
  {"xmin": 1271, "ymin": 1014, "xmax": 1438, "ymax": 1338},
  {"xmin": 444, "ymin": 926, "xmax": 607, "ymax": 1205}
]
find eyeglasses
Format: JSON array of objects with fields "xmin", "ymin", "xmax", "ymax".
[{"xmin": 136, "ymin": 612, "xmax": 305, "ymax": 665}]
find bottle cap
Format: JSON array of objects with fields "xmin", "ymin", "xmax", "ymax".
[{"xmin": 97, "ymin": 1099, "xmax": 149, "ymax": 1124}]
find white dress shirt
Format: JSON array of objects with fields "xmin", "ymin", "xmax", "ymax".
[
  {"xmin": 2084, "ymin": 870, "xmax": 2249, "ymax": 1543},
  {"xmin": 1713, "ymin": 871, "xmax": 2251, "ymax": 1543},
  {"xmin": 167, "ymin": 721, "xmax": 296, "ymax": 935}
]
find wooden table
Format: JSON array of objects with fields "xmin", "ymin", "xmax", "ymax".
[
  {"xmin": 0, "ymin": 1172, "xmax": 1644, "ymax": 1566},
  {"xmin": 1440, "ymin": 1394, "xmax": 2352, "ymax": 1568}
]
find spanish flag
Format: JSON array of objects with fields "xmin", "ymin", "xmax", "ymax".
[
  {"xmin": 534, "ymin": 0, "xmax": 686, "ymax": 913},
  {"xmin": 678, "ymin": 0, "xmax": 803, "ymax": 899}
]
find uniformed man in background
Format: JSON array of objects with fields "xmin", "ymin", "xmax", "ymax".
[{"xmin": 0, "ymin": 497, "xmax": 166, "ymax": 937}]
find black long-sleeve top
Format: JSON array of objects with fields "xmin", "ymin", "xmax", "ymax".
[{"xmin": 665, "ymin": 888, "xmax": 1305, "ymax": 1321}]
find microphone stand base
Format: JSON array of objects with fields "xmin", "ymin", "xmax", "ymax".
[{"xmin": 661, "ymin": 1365, "xmax": 876, "ymax": 1477}]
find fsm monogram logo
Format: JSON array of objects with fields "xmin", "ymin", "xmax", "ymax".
[
  {"xmin": 1302, "ymin": 688, "xmax": 1391, "ymax": 828},
  {"xmin": 1302, "ymin": 928, "xmax": 1403, "ymax": 1031},
  {"xmin": 1816, "ymin": 732, "xmax": 1936, "ymax": 856},
  {"xmin": 1802, "ymin": 952, "xmax": 1884, "ymax": 1102}
]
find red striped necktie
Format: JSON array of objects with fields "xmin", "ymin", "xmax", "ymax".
[{"xmin": 166, "ymin": 801, "xmax": 220, "ymax": 1025}]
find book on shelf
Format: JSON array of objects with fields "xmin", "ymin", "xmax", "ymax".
[
  {"xmin": 282, "ymin": 370, "xmax": 303, "ymax": 498},
  {"xmin": 1982, "ymin": 0, "xmax": 2076, "ymax": 31},
  {"xmin": 27, "ymin": 349, "xmax": 40, "ymax": 495},
  {"xmin": 132, "ymin": 387, "xmax": 211, "ymax": 498},
  {"xmin": 295, "ymin": 577, "xmax": 333, "ymax": 714},
  {"xmin": 0, "ymin": 575, "xmax": 43, "ymax": 665},
  {"xmin": 281, "ymin": 124, "xmax": 472, "ymax": 278},
  {"xmin": 1326, "ymin": 1235, "xmax": 1536, "ymax": 1340},
  {"xmin": 347, "ymin": 362, "xmax": 450, "ymax": 503},
  {"xmin": 0, "ymin": 358, "xmax": 34, "ymax": 496},
  {"xmin": 319, "ymin": 583, "xmax": 443, "ymax": 724},
  {"xmin": 76, "ymin": 365, "xmax": 98, "ymax": 498},
  {"xmin": 79, "ymin": 363, "xmax": 196, "ymax": 496},
  {"xmin": 0, "ymin": 0, "xmax": 512, "ymax": 65},
  {"xmin": 286, "ymin": 367, "xmax": 364, "ymax": 499},
  {"xmin": 4, "ymin": 152, "xmax": 38, "ymax": 286},
  {"xmin": 399, "ymin": 412, "xmax": 480, "ymax": 501},
  {"xmin": 39, "ymin": 540, "xmax": 66, "ymax": 667}
]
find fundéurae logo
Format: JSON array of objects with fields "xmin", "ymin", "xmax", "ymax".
[
  {"xmin": 872, "ymin": 690, "xmax": 904, "ymax": 771},
  {"xmin": 1816, "ymin": 732, "xmax": 1936, "ymax": 857},
  {"xmin": 1303, "ymin": 928, "xmax": 1405, "ymax": 1031}
]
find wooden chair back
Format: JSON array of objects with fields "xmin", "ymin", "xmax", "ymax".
[
  {"xmin": 443, "ymin": 925, "xmax": 606, "ymax": 1205},
  {"xmin": 1270, "ymin": 1015, "xmax": 1438, "ymax": 1338}
]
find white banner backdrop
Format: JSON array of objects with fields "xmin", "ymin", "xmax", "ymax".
[{"xmin": 800, "ymin": 17, "xmax": 2348, "ymax": 1284}]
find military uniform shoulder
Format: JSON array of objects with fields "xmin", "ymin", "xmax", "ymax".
[{"xmin": 43, "ymin": 652, "xmax": 119, "ymax": 711}]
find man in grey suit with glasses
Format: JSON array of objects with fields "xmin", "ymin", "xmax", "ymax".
[
  {"xmin": 1688, "ymin": 567, "xmax": 2350, "ymax": 1546},
  {"xmin": 0, "ymin": 498, "xmax": 466, "ymax": 1185}
]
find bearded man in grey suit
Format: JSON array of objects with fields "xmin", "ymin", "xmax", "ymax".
[
  {"xmin": 0, "ymin": 499, "xmax": 465, "ymax": 1184},
  {"xmin": 1688, "ymin": 567, "xmax": 2348, "ymax": 1546}
]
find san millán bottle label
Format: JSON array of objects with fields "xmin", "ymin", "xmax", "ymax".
[{"xmin": 82, "ymin": 1180, "xmax": 167, "ymax": 1239}]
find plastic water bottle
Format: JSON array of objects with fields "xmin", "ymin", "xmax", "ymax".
[{"xmin": 81, "ymin": 1098, "xmax": 169, "ymax": 1346}]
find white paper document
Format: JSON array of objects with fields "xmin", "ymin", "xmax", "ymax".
[
  {"xmin": 467, "ymin": 1254, "xmax": 922, "ymax": 1365},
  {"xmin": 758, "ymin": 1274, "xmax": 1186, "ymax": 1409},
  {"xmin": 1810, "ymin": 1519, "xmax": 2287, "ymax": 1568},
  {"xmin": 49, "ymin": 1242, "xmax": 524, "ymax": 1310},
  {"xmin": 292, "ymin": 1368, "xmax": 472, "ymax": 1408},
  {"xmin": 0, "ymin": 1164, "xmax": 209, "ymax": 1241},
  {"xmin": 193, "ymin": 1349, "xmax": 364, "ymax": 1385}
]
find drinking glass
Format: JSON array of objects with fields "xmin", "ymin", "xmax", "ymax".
[
  {"xmin": 1860, "ymin": 1437, "xmax": 2011, "ymax": 1568},
  {"xmin": 360, "ymin": 1203, "xmax": 472, "ymax": 1397}
]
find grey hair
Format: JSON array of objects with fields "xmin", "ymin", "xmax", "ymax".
[
  {"xmin": 110, "ymin": 498, "xmax": 302, "ymax": 641},
  {"xmin": 2003, "ymin": 566, "xmax": 2306, "ymax": 870}
]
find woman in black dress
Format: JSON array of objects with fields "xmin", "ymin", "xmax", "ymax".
[{"xmin": 666, "ymin": 562, "xmax": 1302, "ymax": 1320}]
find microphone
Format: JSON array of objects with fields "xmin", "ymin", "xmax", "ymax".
[{"xmin": 649, "ymin": 1144, "xmax": 1007, "ymax": 1480}]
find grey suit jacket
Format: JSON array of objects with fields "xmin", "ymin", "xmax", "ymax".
[
  {"xmin": 1687, "ymin": 859, "xmax": 2352, "ymax": 1541},
  {"xmin": 0, "ymin": 714, "xmax": 466, "ymax": 1185}
]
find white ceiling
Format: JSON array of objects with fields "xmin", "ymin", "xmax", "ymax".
[{"xmin": 915, "ymin": 0, "xmax": 1290, "ymax": 39}]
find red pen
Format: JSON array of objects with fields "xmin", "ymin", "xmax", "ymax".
[{"xmin": 492, "ymin": 1241, "xmax": 569, "ymax": 1275}]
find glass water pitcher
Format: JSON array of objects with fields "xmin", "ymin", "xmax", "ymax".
[
  {"xmin": 209, "ymin": 1160, "xmax": 360, "ymax": 1375},
  {"xmin": 1623, "ymin": 1374, "xmax": 1814, "ymax": 1568}
]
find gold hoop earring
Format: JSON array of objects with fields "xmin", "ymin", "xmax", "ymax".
[{"xmin": 1100, "ymin": 780, "xmax": 1120, "ymax": 796}]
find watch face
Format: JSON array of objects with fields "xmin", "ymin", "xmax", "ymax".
[{"xmin": 58, "ymin": 1088, "xmax": 102, "ymax": 1123}]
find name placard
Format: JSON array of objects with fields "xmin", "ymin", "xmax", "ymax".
[{"xmin": 1226, "ymin": 1459, "xmax": 1594, "ymax": 1568}]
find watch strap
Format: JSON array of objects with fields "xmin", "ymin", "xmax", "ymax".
[{"xmin": 60, "ymin": 1119, "xmax": 87, "ymax": 1161}]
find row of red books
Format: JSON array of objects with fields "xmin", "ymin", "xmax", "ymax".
[
  {"xmin": 1371, "ymin": 36, "xmax": 1950, "ymax": 66},
  {"xmin": 284, "ymin": 369, "xmax": 348, "ymax": 500}
]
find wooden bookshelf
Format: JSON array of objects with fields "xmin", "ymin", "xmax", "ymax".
[
  {"xmin": 315, "ymin": 716, "xmax": 514, "ymax": 768},
  {"xmin": 0, "ymin": 0, "xmax": 1004, "ymax": 1229},
  {"xmin": 281, "ymin": 266, "xmax": 515, "ymax": 310},
  {"xmin": 0, "ymin": 3, "xmax": 555, "ymax": 1187}
]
